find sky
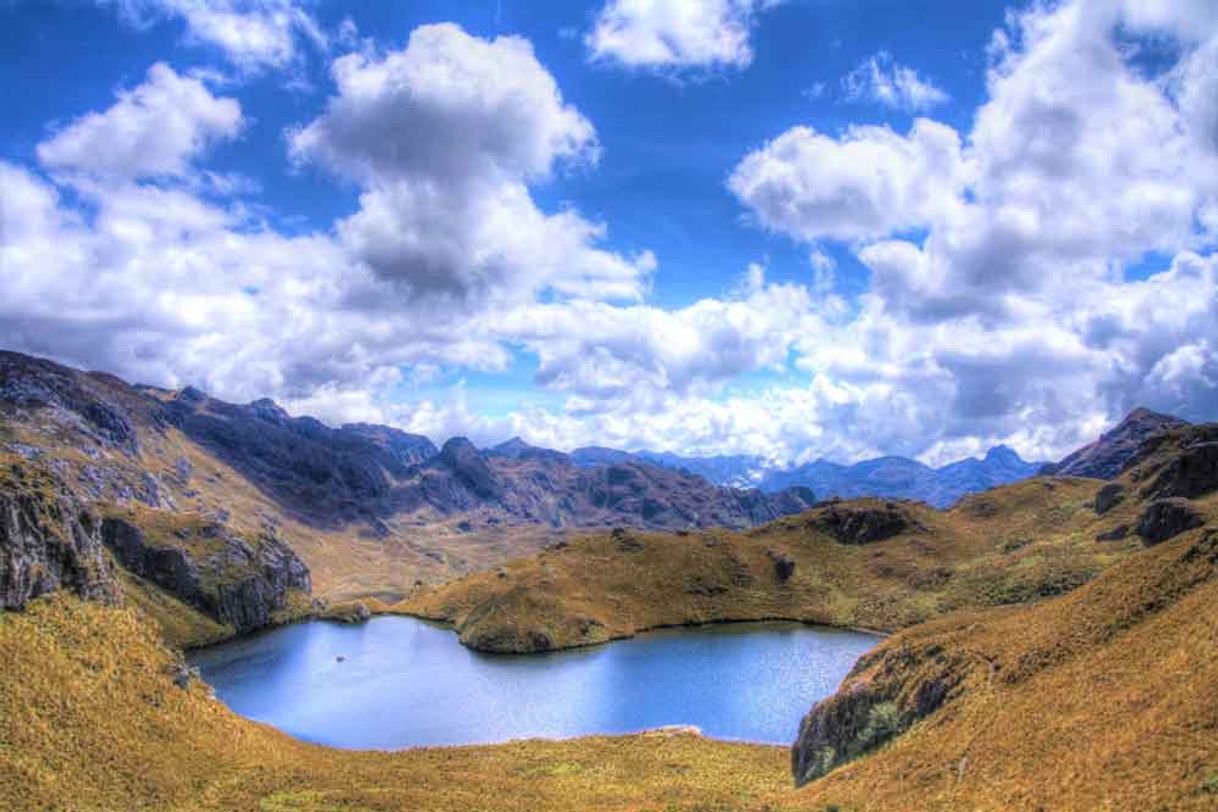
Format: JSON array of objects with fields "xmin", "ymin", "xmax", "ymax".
[{"xmin": 1, "ymin": 0, "xmax": 1217, "ymax": 466}]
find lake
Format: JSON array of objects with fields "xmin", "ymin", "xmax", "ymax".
[{"xmin": 188, "ymin": 617, "xmax": 878, "ymax": 749}]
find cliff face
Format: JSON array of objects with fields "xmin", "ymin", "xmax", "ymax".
[
  {"xmin": 0, "ymin": 456, "xmax": 119, "ymax": 609},
  {"xmin": 101, "ymin": 511, "xmax": 310, "ymax": 633}
]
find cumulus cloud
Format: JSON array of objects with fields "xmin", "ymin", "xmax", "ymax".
[
  {"xmin": 105, "ymin": 0, "xmax": 325, "ymax": 71},
  {"xmin": 721, "ymin": 0, "xmax": 1218, "ymax": 461},
  {"xmin": 37, "ymin": 63, "xmax": 241, "ymax": 182},
  {"xmin": 842, "ymin": 52, "xmax": 949, "ymax": 111},
  {"xmin": 728, "ymin": 119, "xmax": 966, "ymax": 242},
  {"xmin": 292, "ymin": 23, "xmax": 652, "ymax": 305},
  {"xmin": 6, "ymin": 1, "xmax": 1218, "ymax": 469},
  {"xmin": 586, "ymin": 0, "xmax": 778, "ymax": 71}
]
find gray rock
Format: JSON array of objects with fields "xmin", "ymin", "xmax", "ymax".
[
  {"xmin": 0, "ymin": 464, "xmax": 120, "ymax": 609},
  {"xmin": 1135, "ymin": 498, "xmax": 1204, "ymax": 546},
  {"xmin": 101, "ymin": 516, "xmax": 310, "ymax": 632},
  {"xmin": 1094, "ymin": 483, "xmax": 1125, "ymax": 515}
]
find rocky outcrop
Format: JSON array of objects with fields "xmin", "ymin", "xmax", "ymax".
[
  {"xmin": 0, "ymin": 457, "xmax": 119, "ymax": 608},
  {"xmin": 1093, "ymin": 483, "xmax": 1125, "ymax": 515},
  {"xmin": 792, "ymin": 641, "xmax": 963, "ymax": 786},
  {"xmin": 1136, "ymin": 498, "xmax": 1204, "ymax": 546},
  {"xmin": 1043, "ymin": 407, "xmax": 1188, "ymax": 480},
  {"xmin": 807, "ymin": 500, "xmax": 923, "ymax": 545},
  {"xmin": 101, "ymin": 513, "xmax": 310, "ymax": 632},
  {"xmin": 433, "ymin": 437, "xmax": 502, "ymax": 499},
  {"xmin": 1140, "ymin": 440, "xmax": 1218, "ymax": 501}
]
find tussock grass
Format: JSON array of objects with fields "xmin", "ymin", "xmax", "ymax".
[{"xmin": 403, "ymin": 477, "xmax": 1141, "ymax": 652}]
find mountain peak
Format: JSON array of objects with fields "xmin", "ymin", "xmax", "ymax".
[{"xmin": 984, "ymin": 444, "xmax": 1023, "ymax": 464}]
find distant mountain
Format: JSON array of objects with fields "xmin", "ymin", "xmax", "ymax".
[
  {"xmin": 571, "ymin": 447, "xmax": 763, "ymax": 487},
  {"xmin": 0, "ymin": 351, "xmax": 813, "ymax": 534},
  {"xmin": 574, "ymin": 444, "xmax": 1042, "ymax": 509},
  {"xmin": 1041, "ymin": 407, "xmax": 1189, "ymax": 479},
  {"xmin": 755, "ymin": 446, "xmax": 1043, "ymax": 509}
]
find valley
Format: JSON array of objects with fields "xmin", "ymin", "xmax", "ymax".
[{"xmin": 1, "ymin": 350, "xmax": 1217, "ymax": 810}]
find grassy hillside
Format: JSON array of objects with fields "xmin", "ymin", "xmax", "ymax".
[
  {"xmin": 1, "ymin": 510, "xmax": 1215, "ymax": 810},
  {"xmin": 403, "ymin": 477, "xmax": 1142, "ymax": 652},
  {"xmin": 0, "ymin": 596, "xmax": 788, "ymax": 811},
  {"xmin": 782, "ymin": 520, "xmax": 1218, "ymax": 811}
]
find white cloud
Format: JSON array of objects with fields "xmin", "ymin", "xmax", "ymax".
[
  {"xmin": 6, "ymin": 2, "xmax": 1218, "ymax": 471},
  {"xmin": 586, "ymin": 0, "xmax": 777, "ymax": 71},
  {"xmin": 37, "ymin": 63, "xmax": 241, "ymax": 182},
  {"xmin": 106, "ymin": 0, "xmax": 324, "ymax": 71},
  {"xmin": 728, "ymin": 119, "xmax": 966, "ymax": 242},
  {"xmin": 842, "ymin": 52, "xmax": 949, "ymax": 111},
  {"xmin": 292, "ymin": 23, "xmax": 652, "ymax": 306}
]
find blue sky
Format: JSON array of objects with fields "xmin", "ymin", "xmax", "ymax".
[{"xmin": 2, "ymin": 0, "xmax": 1217, "ymax": 465}]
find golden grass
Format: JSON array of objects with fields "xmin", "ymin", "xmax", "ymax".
[
  {"xmin": 0, "ymin": 596, "xmax": 788, "ymax": 811},
  {"xmin": 402, "ymin": 477, "xmax": 1143, "ymax": 652},
  {"xmin": 781, "ymin": 523, "xmax": 1218, "ymax": 811}
]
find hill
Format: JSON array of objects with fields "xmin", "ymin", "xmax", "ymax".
[{"xmin": 403, "ymin": 475, "xmax": 1136, "ymax": 652}]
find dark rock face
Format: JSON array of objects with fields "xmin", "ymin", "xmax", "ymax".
[
  {"xmin": 1141, "ymin": 441, "xmax": 1218, "ymax": 501},
  {"xmin": 1096, "ymin": 524, "xmax": 1130, "ymax": 542},
  {"xmin": 101, "ymin": 516, "xmax": 310, "ymax": 632},
  {"xmin": 1093, "ymin": 483, "xmax": 1125, "ymax": 515},
  {"xmin": 808, "ymin": 500, "xmax": 923, "ymax": 545},
  {"xmin": 792, "ymin": 643, "xmax": 960, "ymax": 786},
  {"xmin": 0, "ymin": 461, "xmax": 119, "ymax": 609},
  {"xmin": 1136, "ymin": 498, "xmax": 1204, "ymax": 546},
  {"xmin": 1043, "ymin": 407, "xmax": 1188, "ymax": 480},
  {"xmin": 768, "ymin": 549, "xmax": 796, "ymax": 581},
  {"xmin": 434, "ymin": 437, "xmax": 501, "ymax": 499}
]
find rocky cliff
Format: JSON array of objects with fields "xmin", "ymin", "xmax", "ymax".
[
  {"xmin": 101, "ymin": 509, "xmax": 310, "ymax": 632},
  {"xmin": 0, "ymin": 455, "xmax": 119, "ymax": 609}
]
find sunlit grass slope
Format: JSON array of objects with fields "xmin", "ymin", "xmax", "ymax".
[
  {"xmin": 0, "ymin": 596, "xmax": 788, "ymax": 811},
  {"xmin": 403, "ymin": 477, "xmax": 1141, "ymax": 652},
  {"xmin": 783, "ymin": 522, "xmax": 1218, "ymax": 811}
]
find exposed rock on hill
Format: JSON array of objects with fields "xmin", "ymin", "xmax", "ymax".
[
  {"xmin": 792, "ymin": 641, "xmax": 960, "ymax": 784},
  {"xmin": 101, "ymin": 509, "xmax": 310, "ymax": 632},
  {"xmin": 1043, "ymin": 407, "xmax": 1188, "ymax": 479},
  {"xmin": 0, "ymin": 456, "xmax": 118, "ymax": 609},
  {"xmin": 806, "ymin": 499, "xmax": 924, "ymax": 545},
  {"xmin": 1135, "ymin": 498, "xmax": 1204, "ymax": 545}
]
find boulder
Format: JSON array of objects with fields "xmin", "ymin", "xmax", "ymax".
[
  {"xmin": 768, "ymin": 549, "xmax": 796, "ymax": 581},
  {"xmin": 1095, "ymin": 524, "xmax": 1130, "ymax": 542},
  {"xmin": 1093, "ymin": 483, "xmax": 1125, "ymax": 515},
  {"xmin": 1135, "ymin": 498, "xmax": 1204, "ymax": 546}
]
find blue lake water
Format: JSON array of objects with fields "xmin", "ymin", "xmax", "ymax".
[{"xmin": 188, "ymin": 617, "xmax": 878, "ymax": 749}]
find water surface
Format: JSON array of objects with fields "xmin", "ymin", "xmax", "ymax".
[{"xmin": 189, "ymin": 617, "xmax": 877, "ymax": 749}]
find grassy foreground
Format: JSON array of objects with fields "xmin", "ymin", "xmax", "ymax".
[
  {"xmin": 0, "ymin": 596, "xmax": 789, "ymax": 811},
  {"xmin": 2, "ymin": 519, "xmax": 1216, "ymax": 810}
]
